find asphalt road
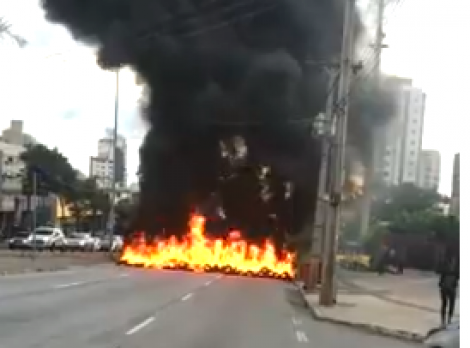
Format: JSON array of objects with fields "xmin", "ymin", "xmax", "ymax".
[{"xmin": 0, "ymin": 265, "xmax": 420, "ymax": 348}]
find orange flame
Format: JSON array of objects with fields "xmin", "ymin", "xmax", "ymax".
[{"xmin": 120, "ymin": 214, "xmax": 294, "ymax": 278}]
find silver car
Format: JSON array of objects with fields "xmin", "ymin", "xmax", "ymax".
[
  {"xmin": 424, "ymin": 321, "xmax": 459, "ymax": 348},
  {"xmin": 65, "ymin": 232, "xmax": 99, "ymax": 251}
]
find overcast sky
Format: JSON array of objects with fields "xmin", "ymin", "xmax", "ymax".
[{"xmin": 1, "ymin": 0, "xmax": 467, "ymax": 193}]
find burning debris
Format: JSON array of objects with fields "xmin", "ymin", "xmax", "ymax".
[{"xmin": 120, "ymin": 214, "xmax": 294, "ymax": 280}]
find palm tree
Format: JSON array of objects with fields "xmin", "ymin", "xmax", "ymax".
[{"xmin": 0, "ymin": 17, "xmax": 27, "ymax": 47}]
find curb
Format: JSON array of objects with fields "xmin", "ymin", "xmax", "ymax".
[{"xmin": 292, "ymin": 281, "xmax": 424, "ymax": 343}]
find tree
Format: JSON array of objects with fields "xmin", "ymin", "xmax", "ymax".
[
  {"xmin": 67, "ymin": 177, "xmax": 111, "ymax": 231},
  {"xmin": 0, "ymin": 17, "xmax": 27, "ymax": 47},
  {"xmin": 372, "ymin": 183, "xmax": 443, "ymax": 223},
  {"xmin": 20, "ymin": 144, "xmax": 79, "ymax": 226}
]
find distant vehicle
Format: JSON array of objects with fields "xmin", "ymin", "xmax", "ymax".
[
  {"xmin": 65, "ymin": 232, "xmax": 100, "ymax": 251},
  {"xmin": 30, "ymin": 227, "xmax": 67, "ymax": 251},
  {"xmin": 99, "ymin": 235, "xmax": 123, "ymax": 252},
  {"xmin": 8, "ymin": 231, "xmax": 32, "ymax": 250},
  {"xmin": 424, "ymin": 321, "xmax": 459, "ymax": 348}
]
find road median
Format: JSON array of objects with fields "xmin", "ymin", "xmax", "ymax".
[{"xmin": 0, "ymin": 250, "xmax": 114, "ymax": 276}]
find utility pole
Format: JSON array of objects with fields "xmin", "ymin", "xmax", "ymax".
[
  {"xmin": 108, "ymin": 69, "xmax": 119, "ymax": 257},
  {"xmin": 320, "ymin": 0, "xmax": 356, "ymax": 306},
  {"xmin": 31, "ymin": 171, "xmax": 37, "ymax": 259},
  {"xmin": 359, "ymin": 0, "xmax": 386, "ymax": 238},
  {"xmin": 310, "ymin": 69, "xmax": 337, "ymax": 286}
]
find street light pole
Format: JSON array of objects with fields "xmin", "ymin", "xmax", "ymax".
[
  {"xmin": 108, "ymin": 69, "xmax": 119, "ymax": 257},
  {"xmin": 320, "ymin": 0, "xmax": 356, "ymax": 306},
  {"xmin": 31, "ymin": 170, "xmax": 37, "ymax": 259}
]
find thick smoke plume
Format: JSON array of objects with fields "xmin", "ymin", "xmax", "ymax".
[{"xmin": 41, "ymin": 0, "xmax": 370, "ymax": 245}]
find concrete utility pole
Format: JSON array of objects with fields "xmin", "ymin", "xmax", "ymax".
[
  {"xmin": 307, "ymin": 69, "xmax": 337, "ymax": 291},
  {"xmin": 320, "ymin": 0, "xmax": 356, "ymax": 306},
  {"xmin": 108, "ymin": 70, "xmax": 120, "ymax": 257},
  {"xmin": 359, "ymin": 0, "xmax": 386, "ymax": 238}
]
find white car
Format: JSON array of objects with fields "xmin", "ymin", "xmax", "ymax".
[
  {"xmin": 29, "ymin": 227, "xmax": 67, "ymax": 251},
  {"xmin": 424, "ymin": 322, "xmax": 459, "ymax": 348}
]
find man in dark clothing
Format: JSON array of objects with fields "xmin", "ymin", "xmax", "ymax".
[{"xmin": 438, "ymin": 255, "xmax": 459, "ymax": 326}]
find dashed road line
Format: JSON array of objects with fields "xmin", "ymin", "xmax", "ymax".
[
  {"xmin": 52, "ymin": 273, "xmax": 130, "ymax": 289},
  {"xmin": 181, "ymin": 293, "xmax": 193, "ymax": 301},
  {"xmin": 126, "ymin": 316, "xmax": 156, "ymax": 336},
  {"xmin": 295, "ymin": 330, "xmax": 309, "ymax": 343},
  {"xmin": 53, "ymin": 281, "xmax": 84, "ymax": 289},
  {"xmin": 292, "ymin": 317, "xmax": 302, "ymax": 326},
  {"xmin": 204, "ymin": 280, "xmax": 213, "ymax": 286}
]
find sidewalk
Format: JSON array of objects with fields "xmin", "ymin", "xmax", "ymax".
[
  {"xmin": 295, "ymin": 278, "xmax": 452, "ymax": 342},
  {"xmin": 337, "ymin": 269, "xmax": 460, "ymax": 315}
]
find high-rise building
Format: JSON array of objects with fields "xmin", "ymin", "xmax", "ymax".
[
  {"xmin": 0, "ymin": 120, "xmax": 36, "ymax": 147},
  {"xmin": 417, "ymin": 150, "xmax": 441, "ymax": 191},
  {"xmin": 376, "ymin": 77, "xmax": 426, "ymax": 186},
  {"xmin": 89, "ymin": 131, "xmax": 127, "ymax": 190},
  {"xmin": 449, "ymin": 153, "xmax": 460, "ymax": 217}
]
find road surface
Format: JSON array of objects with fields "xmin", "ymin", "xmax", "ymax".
[{"xmin": 0, "ymin": 265, "xmax": 420, "ymax": 348}]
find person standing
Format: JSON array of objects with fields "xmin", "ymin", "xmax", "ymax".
[{"xmin": 438, "ymin": 253, "xmax": 459, "ymax": 326}]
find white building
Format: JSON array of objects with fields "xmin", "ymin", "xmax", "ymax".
[
  {"xmin": 417, "ymin": 150, "xmax": 441, "ymax": 190},
  {"xmin": 89, "ymin": 131, "xmax": 127, "ymax": 190},
  {"xmin": 377, "ymin": 77, "xmax": 426, "ymax": 186},
  {"xmin": 1, "ymin": 120, "xmax": 36, "ymax": 147},
  {"xmin": 0, "ymin": 141, "xmax": 25, "ymax": 193}
]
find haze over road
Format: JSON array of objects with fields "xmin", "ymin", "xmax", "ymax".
[{"xmin": 0, "ymin": 265, "xmax": 418, "ymax": 348}]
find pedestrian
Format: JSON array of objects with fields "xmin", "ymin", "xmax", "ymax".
[{"xmin": 438, "ymin": 253, "xmax": 459, "ymax": 326}]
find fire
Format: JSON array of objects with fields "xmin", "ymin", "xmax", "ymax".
[{"xmin": 120, "ymin": 215, "xmax": 294, "ymax": 279}]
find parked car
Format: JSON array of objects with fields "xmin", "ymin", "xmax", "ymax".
[
  {"xmin": 99, "ymin": 235, "xmax": 123, "ymax": 252},
  {"xmin": 65, "ymin": 232, "xmax": 100, "ymax": 251},
  {"xmin": 30, "ymin": 227, "xmax": 67, "ymax": 251},
  {"xmin": 8, "ymin": 231, "xmax": 32, "ymax": 250},
  {"xmin": 424, "ymin": 321, "xmax": 459, "ymax": 348}
]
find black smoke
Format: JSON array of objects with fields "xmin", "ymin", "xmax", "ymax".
[{"xmin": 41, "ymin": 0, "xmax": 363, "ymax": 244}]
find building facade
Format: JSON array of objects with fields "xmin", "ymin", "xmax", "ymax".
[
  {"xmin": 89, "ymin": 131, "xmax": 127, "ymax": 190},
  {"xmin": 1, "ymin": 120, "xmax": 36, "ymax": 147},
  {"xmin": 376, "ymin": 77, "xmax": 426, "ymax": 187},
  {"xmin": 417, "ymin": 150, "xmax": 441, "ymax": 190},
  {"xmin": 0, "ymin": 141, "xmax": 25, "ymax": 194}
]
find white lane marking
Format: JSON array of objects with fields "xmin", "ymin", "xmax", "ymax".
[
  {"xmin": 204, "ymin": 280, "xmax": 213, "ymax": 286},
  {"xmin": 181, "ymin": 293, "xmax": 193, "ymax": 301},
  {"xmin": 216, "ymin": 274, "xmax": 223, "ymax": 279},
  {"xmin": 295, "ymin": 330, "xmax": 309, "ymax": 343},
  {"xmin": 52, "ymin": 273, "xmax": 129, "ymax": 289},
  {"xmin": 292, "ymin": 317, "xmax": 302, "ymax": 325},
  {"xmin": 53, "ymin": 281, "xmax": 84, "ymax": 289},
  {"xmin": 126, "ymin": 316, "xmax": 155, "ymax": 336}
]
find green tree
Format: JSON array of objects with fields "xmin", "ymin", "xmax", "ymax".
[
  {"xmin": 20, "ymin": 144, "xmax": 79, "ymax": 222},
  {"xmin": 68, "ymin": 177, "xmax": 111, "ymax": 231},
  {"xmin": 372, "ymin": 183, "xmax": 443, "ymax": 223}
]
